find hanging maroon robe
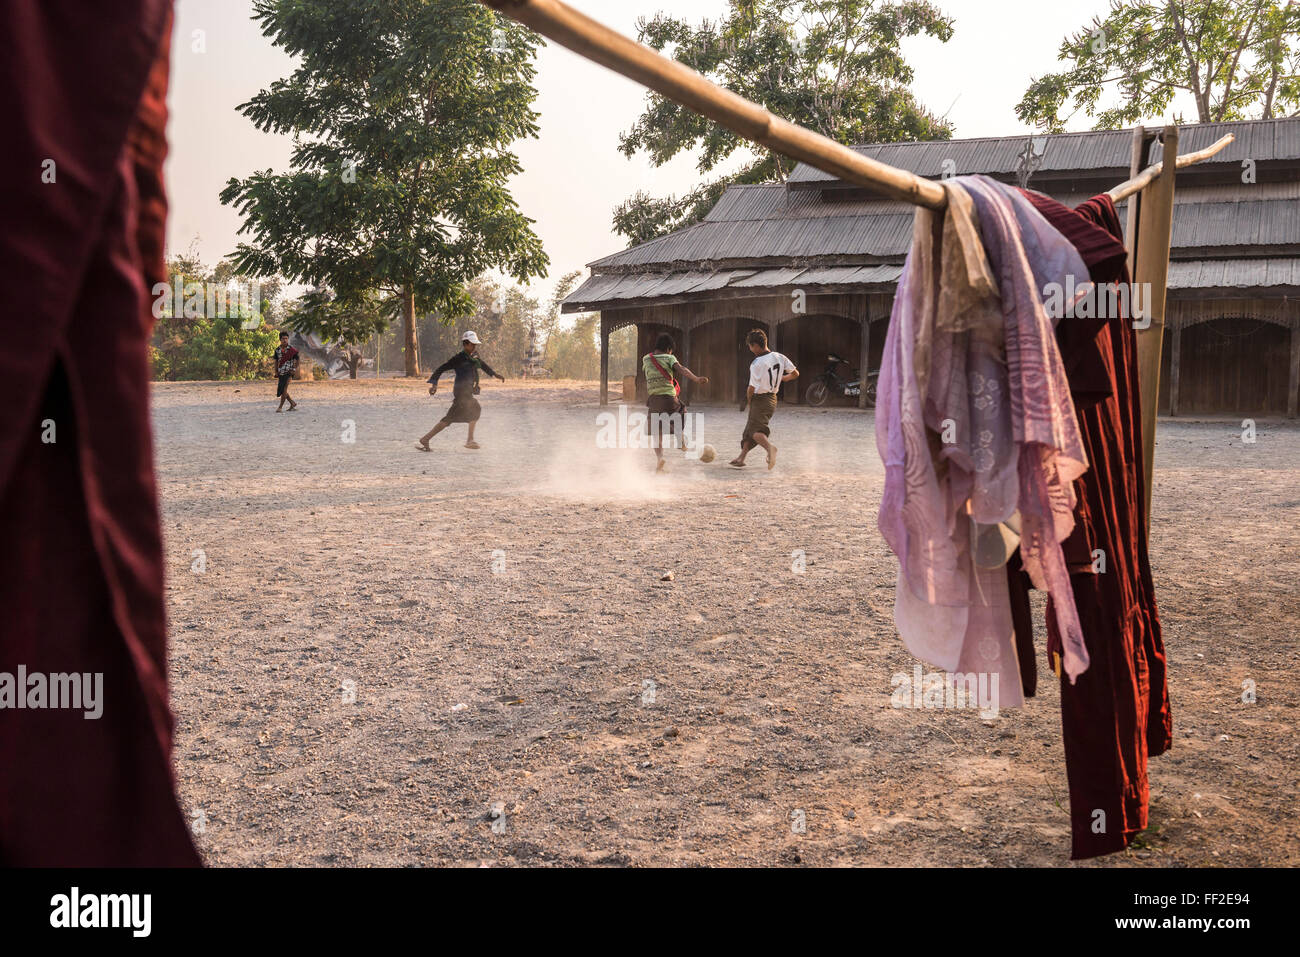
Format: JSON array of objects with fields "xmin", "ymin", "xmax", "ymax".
[
  {"xmin": 0, "ymin": 0, "xmax": 200, "ymax": 865},
  {"xmin": 1011, "ymin": 190, "xmax": 1173, "ymax": 860}
]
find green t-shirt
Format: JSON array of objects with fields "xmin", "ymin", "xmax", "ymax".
[{"xmin": 643, "ymin": 353, "xmax": 680, "ymax": 397}]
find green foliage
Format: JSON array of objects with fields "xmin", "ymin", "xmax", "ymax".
[
  {"xmin": 410, "ymin": 270, "xmax": 605, "ymax": 380},
  {"xmin": 544, "ymin": 314, "xmax": 601, "ymax": 380},
  {"xmin": 540, "ymin": 271, "xmax": 600, "ymax": 380},
  {"xmin": 414, "ymin": 276, "xmax": 544, "ymax": 375},
  {"xmin": 614, "ymin": 0, "xmax": 954, "ymax": 243},
  {"xmin": 1018, "ymin": 0, "xmax": 1300, "ymax": 132},
  {"xmin": 286, "ymin": 287, "xmax": 394, "ymax": 346},
  {"xmin": 220, "ymin": 0, "xmax": 549, "ymax": 374},
  {"xmin": 607, "ymin": 326, "xmax": 639, "ymax": 381},
  {"xmin": 151, "ymin": 255, "xmax": 281, "ymax": 381}
]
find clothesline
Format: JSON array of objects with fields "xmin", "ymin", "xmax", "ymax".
[
  {"xmin": 1108, "ymin": 133, "xmax": 1236, "ymax": 201},
  {"xmin": 482, "ymin": 0, "xmax": 1234, "ymax": 207}
]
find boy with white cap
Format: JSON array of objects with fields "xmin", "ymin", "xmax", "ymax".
[{"xmin": 416, "ymin": 331, "xmax": 505, "ymax": 450}]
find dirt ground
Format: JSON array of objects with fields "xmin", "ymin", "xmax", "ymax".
[{"xmin": 155, "ymin": 378, "xmax": 1300, "ymax": 866}]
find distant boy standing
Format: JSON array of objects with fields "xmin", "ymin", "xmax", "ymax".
[
  {"xmin": 731, "ymin": 329, "xmax": 797, "ymax": 469},
  {"xmin": 273, "ymin": 331, "xmax": 299, "ymax": 412}
]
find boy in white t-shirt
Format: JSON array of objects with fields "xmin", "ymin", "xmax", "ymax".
[{"xmin": 731, "ymin": 328, "xmax": 798, "ymax": 469}]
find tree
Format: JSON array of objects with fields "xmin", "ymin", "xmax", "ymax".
[
  {"xmin": 286, "ymin": 287, "xmax": 394, "ymax": 348},
  {"xmin": 282, "ymin": 287, "xmax": 394, "ymax": 378},
  {"xmin": 1018, "ymin": 0, "xmax": 1300, "ymax": 132},
  {"xmin": 150, "ymin": 255, "xmax": 280, "ymax": 381},
  {"xmin": 614, "ymin": 0, "xmax": 955, "ymax": 243},
  {"xmin": 221, "ymin": 0, "xmax": 549, "ymax": 376},
  {"xmin": 542, "ymin": 272, "xmax": 601, "ymax": 380},
  {"xmin": 545, "ymin": 270, "xmax": 583, "ymax": 345},
  {"xmin": 544, "ymin": 314, "xmax": 601, "ymax": 380}
]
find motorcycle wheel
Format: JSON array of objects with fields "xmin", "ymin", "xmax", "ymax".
[
  {"xmin": 805, "ymin": 381, "xmax": 829, "ymax": 407},
  {"xmin": 862, "ymin": 379, "xmax": 877, "ymax": 409}
]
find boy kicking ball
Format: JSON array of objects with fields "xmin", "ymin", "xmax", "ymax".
[{"xmin": 730, "ymin": 329, "xmax": 797, "ymax": 470}]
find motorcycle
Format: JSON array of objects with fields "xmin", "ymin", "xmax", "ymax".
[{"xmin": 804, "ymin": 352, "xmax": 878, "ymax": 408}]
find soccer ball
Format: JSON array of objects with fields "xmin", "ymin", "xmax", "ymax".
[{"xmin": 699, "ymin": 444, "xmax": 717, "ymax": 463}]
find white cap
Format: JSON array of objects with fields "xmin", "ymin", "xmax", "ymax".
[{"xmin": 462, "ymin": 330, "xmax": 481, "ymax": 344}]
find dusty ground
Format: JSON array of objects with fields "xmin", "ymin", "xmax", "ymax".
[{"xmin": 155, "ymin": 378, "xmax": 1300, "ymax": 866}]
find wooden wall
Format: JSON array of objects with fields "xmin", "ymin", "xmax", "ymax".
[
  {"xmin": 1160, "ymin": 317, "xmax": 1292, "ymax": 414},
  {"xmin": 776, "ymin": 315, "xmax": 861, "ymax": 404},
  {"xmin": 1162, "ymin": 298, "xmax": 1299, "ymax": 416},
  {"xmin": 686, "ymin": 316, "xmax": 754, "ymax": 404}
]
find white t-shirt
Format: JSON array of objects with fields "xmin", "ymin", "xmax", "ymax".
[{"xmin": 749, "ymin": 351, "xmax": 796, "ymax": 393}]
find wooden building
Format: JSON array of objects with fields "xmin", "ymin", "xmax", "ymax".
[{"xmin": 564, "ymin": 118, "xmax": 1300, "ymax": 416}]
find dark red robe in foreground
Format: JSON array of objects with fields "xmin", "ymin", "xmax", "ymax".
[
  {"xmin": 1011, "ymin": 190, "xmax": 1174, "ymax": 859},
  {"xmin": 0, "ymin": 0, "xmax": 200, "ymax": 865}
]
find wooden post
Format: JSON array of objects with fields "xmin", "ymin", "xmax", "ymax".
[
  {"xmin": 858, "ymin": 303, "xmax": 872, "ymax": 410},
  {"xmin": 682, "ymin": 322, "xmax": 692, "ymax": 405},
  {"xmin": 599, "ymin": 314, "xmax": 610, "ymax": 407},
  {"xmin": 1168, "ymin": 322, "xmax": 1182, "ymax": 417},
  {"xmin": 766, "ymin": 319, "xmax": 778, "ymax": 401},
  {"xmin": 1132, "ymin": 125, "xmax": 1179, "ymax": 530},
  {"xmin": 1289, "ymin": 317, "xmax": 1300, "ymax": 419},
  {"xmin": 1124, "ymin": 126, "xmax": 1146, "ymax": 276}
]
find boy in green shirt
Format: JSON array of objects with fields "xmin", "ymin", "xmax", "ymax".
[{"xmin": 642, "ymin": 333, "xmax": 707, "ymax": 472}]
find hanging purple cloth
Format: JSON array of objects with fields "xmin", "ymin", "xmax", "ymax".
[{"xmin": 877, "ymin": 175, "xmax": 1093, "ymax": 686}]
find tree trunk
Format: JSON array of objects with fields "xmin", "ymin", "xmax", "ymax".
[{"xmin": 402, "ymin": 284, "xmax": 419, "ymax": 376}]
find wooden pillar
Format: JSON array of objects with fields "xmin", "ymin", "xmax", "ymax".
[
  {"xmin": 766, "ymin": 318, "xmax": 779, "ymax": 400},
  {"xmin": 1124, "ymin": 125, "xmax": 1146, "ymax": 276},
  {"xmin": 857, "ymin": 303, "xmax": 872, "ymax": 410},
  {"xmin": 1132, "ymin": 125, "xmax": 1179, "ymax": 531},
  {"xmin": 599, "ymin": 313, "xmax": 610, "ymax": 407},
  {"xmin": 1168, "ymin": 321, "xmax": 1182, "ymax": 417},
  {"xmin": 682, "ymin": 321, "xmax": 692, "ymax": 405},
  {"xmin": 1289, "ymin": 317, "xmax": 1300, "ymax": 419}
]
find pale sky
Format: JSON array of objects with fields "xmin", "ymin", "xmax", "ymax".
[{"xmin": 166, "ymin": 0, "xmax": 1186, "ymax": 317}]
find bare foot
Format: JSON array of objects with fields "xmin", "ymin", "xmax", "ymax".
[
  {"xmin": 415, "ymin": 442, "xmax": 431, "ymax": 452},
  {"xmin": 766, "ymin": 445, "xmax": 777, "ymax": 470},
  {"xmin": 729, "ymin": 458, "xmax": 745, "ymax": 468},
  {"xmin": 655, "ymin": 459, "xmax": 666, "ymax": 473},
  {"xmin": 465, "ymin": 441, "xmax": 481, "ymax": 449}
]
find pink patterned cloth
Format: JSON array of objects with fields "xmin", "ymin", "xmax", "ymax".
[{"xmin": 877, "ymin": 176, "xmax": 1093, "ymax": 689}]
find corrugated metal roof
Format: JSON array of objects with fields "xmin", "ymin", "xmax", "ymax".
[
  {"xmin": 1168, "ymin": 258, "xmax": 1300, "ymax": 289},
  {"xmin": 563, "ymin": 265, "xmax": 903, "ymax": 311},
  {"xmin": 565, "ymin": 258, "xmax": 1300, "ymax": 310},
  {"xmin": 731, "ymin": 264, "xmax": 903, "ymax": 287},
  {"xmin": 589, "ymin": 195, "xmax": 1297, "ymax": 272},
  {"xmin": 703, "ymin": 184, "xmax": 911, "ymax": 221},
  {"xmin": 589, "ymin": 212, "xmax": 916, "ymax": 269},
  {"xmin": 787, "ymin": 130, "xmax": 1133, "ymax": 183},
  {"xmin": 788, "ymin": 117, "xmax": 1300, "ymax": 184}
]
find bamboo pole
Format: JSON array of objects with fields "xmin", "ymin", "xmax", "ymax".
[
  {"xmin": 1123, "ymin": 126, "xmax": 1146, "ymax": 277},
  {"xmin": 482, "ymin": 0, "xmax": 946, "ymax": 209},
  {"xmin": 1131, "ymin": 125, "xmax": 1180, "ymax": 533},
  {"xmin": 1108, "ymin": 133, "xmax": 1234, "ymax": 202}
]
